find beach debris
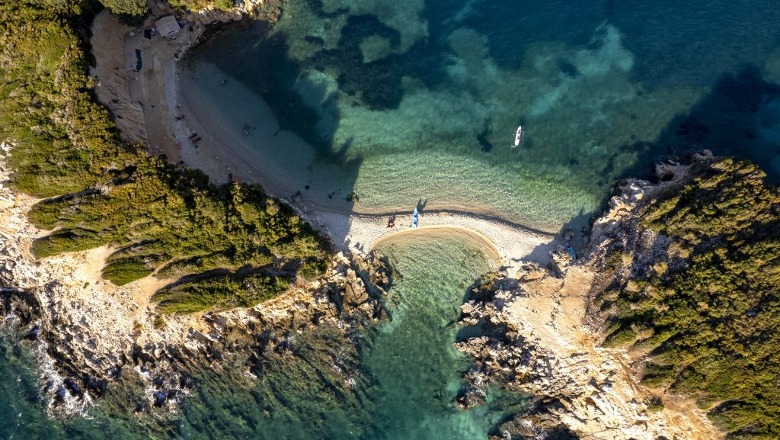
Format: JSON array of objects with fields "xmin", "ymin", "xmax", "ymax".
[
  {"xmin": 291, "ymin": 190, "xmax": 303, "ymax": 205},
  {"xmin": 345, "ymin": 191, "xmax": 360, "ymax": 203}
]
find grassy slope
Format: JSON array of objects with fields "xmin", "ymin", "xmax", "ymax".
[{"xmin": 0, "ymin": 0, "xmax": 330, "ymax": 313}]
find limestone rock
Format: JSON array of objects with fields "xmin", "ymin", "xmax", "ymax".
[
  {"xmin": 0, "ymin": 148, "xmax": 391, "ymax": 415},
  {"xmin": 454, "ymin": 153, "xmax": 722, "ymax": 440}
]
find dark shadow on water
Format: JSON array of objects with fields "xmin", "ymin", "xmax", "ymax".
[
  {"xmin": 177, "ymin": 12, "xmax": 780, "ymax": 438},
  {"xmin": 186, "ymin": 23, "xmax": 371, "ymax": 251},
  {"xmin": 592, "ymin": 67, "xmax": 780, "ymax": 229},
  {"xmin": 609, "ymin": 0, "xmax": 780, "ymax": 90},
  {"xmin": 457, "ymin": 0, "xmax": 606, "ymax": 71},
  {"xmin": 477, "ymin": 119, "xmax": 494, "ymax": 152},
  {"xmin": 190, "ymin": 24, "xmax": 338, "ymax": 153},
  {"xmin": 562, "ymin": 66, "xmax": 780, "ymax": 262},
  {"xmin": 304, "ymin": 15, "xmax": 405, "ymax": 111},
  {"xmin": 656, "ymin": 67, "xmax": 780, "ymax": 184}
]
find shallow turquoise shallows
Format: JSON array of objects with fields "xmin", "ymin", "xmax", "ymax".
[
  {"xmin": 363, "ymin": 229, "xmax": 509, "ymax": 439},
  {"xmin": 173, "ymin": 229, "xmax": 513, "ymax": 440},
  {"xmin": 4, "ymin": 0, "xmax": 780, "ymax": 438},
  {"xmin": 185, "ymin": 0, "xmax": 780, "ymax": 231}
]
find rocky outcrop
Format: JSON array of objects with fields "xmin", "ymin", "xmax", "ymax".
[
  {"xmin": 455, "ymin": 274, "xmax": 670, "ymax": 439},
  {"xmin": 454, "ymin": 152, "xmax": 722, "ymax": 440},
  {"xmin": 0, "ymin": 148, "xmax": 392, "ymax": 416}
]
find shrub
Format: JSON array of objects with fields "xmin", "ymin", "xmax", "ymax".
[
  {"xmin": 0, "ymin": 1, "xmax": 331, "ymax": 313},
  {"xmin": 596, "ymin": 159, "xmax": 780, "ymax": 437}
]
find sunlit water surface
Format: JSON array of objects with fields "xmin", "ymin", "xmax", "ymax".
[{"xmin": 4, "ymin": 0, "xmax": 780, "ymax": 438}]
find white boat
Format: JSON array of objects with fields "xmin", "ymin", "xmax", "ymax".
[{"xmin": 513, "ymin": 125, "xmax": 523, "ymax": 148}]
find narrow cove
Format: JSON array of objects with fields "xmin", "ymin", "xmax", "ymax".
[{"xmin": 170, "ymin": 228, "xmax": 525, "ymax": 439}]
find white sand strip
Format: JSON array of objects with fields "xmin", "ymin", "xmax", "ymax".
[
  {"xmin": 311, "ymin": 210, "xmax": 556, "ymax": 269},
  {"xmin": 170, "ymin": 63, "xmax": 558, "ymax": 267}
]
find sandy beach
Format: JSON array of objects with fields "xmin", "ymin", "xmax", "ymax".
[
  {"xmin": 10, "ymin": 9, "xmax": 725, "ymax": 438},
  {"xmin": 90, "ymin": 11, "xmax": 558, "ymax": 271},
  {"xmin": 314, "ymin": 211, "xmax": 556, "ymax": 270},
  {"xmin": 172, "ymin": 67, "xmax": 559, "ymax": 268}
]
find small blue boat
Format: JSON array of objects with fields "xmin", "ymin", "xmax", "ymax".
[{"xmin": 411, "ymin": 207, "xmax": 420, "ymax": 228}]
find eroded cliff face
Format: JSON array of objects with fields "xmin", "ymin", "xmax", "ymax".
[
  {"xmin": 0, "ymin": 149, "xmax": 391, "ymax": 416},
  {"xmin": 454, "ymin": 152, "xmax": 722, "ymax": 440}
]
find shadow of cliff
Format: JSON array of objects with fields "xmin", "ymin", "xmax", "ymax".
[
  {"xmin": 184, "ymin": 22, "xmax": 367, "ymax": 251},
  {"xmin": 192, "ymin": 24, "xmax": 340, "ymax": 153},
  {"xmin": 655, "ymin": 66, "xmax": 780, "ymax": 184},
  {"xmin": 621, "ymin": 67, "xmax": 780, "ymax": 186},
  {"xmin": 187, "ymin": 18, "xmax": 780, "ymax": 269},
  {"xmin": 565, "ymin": 66, "xmax": 780, "ymax": 257},
  {"xmin": 503, "ymin": 67, "xmax": 780, "ymax": 278}
]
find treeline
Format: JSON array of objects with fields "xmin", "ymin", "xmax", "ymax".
[
  {"xmin": 0, "ymin": 0, "xmax": 330, "ymax": 313},
  {"xmin": 100, "ymin": 0, "xmax": 234, "ymax": 17},
  {"xmin": 595, "ymin": 158, "xmax": 780, "ymax": 438}
]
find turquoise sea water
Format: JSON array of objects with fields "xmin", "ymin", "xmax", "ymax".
[
  {"xmin": 1, "ymin": 231, "xmax": 510, "ymax": 439},
  {"xmin": 361, "ymin": 231, "xmax": 511, "ymax": 439},
  {"xmin": 4, "ymin": 0, "xmax": 780, "ymax": 438},
  {"xmin": 186, "ymin": 0, "xmax": 780, "ymax": 231}
]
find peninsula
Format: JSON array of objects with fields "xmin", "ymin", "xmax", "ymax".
[{"xmin": 1, "ymin": 0, "xmax": 779, "ymax": 439}]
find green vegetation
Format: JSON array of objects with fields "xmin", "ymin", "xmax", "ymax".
[
  {"xmin": 97, "ymin": 0, "xmax": 235, "ymax": 17},
  {"xmin": 98, "ymin": 0, "xmax": 148, "ymax": 16},
  {"xmin": 595, "ymin": 158, "xmax": 780, "ymax": 438},
  {"xmin": 0, "ymin": 0, "xmax": 330, "ymax": 313},
  {"xmin": 153, "ymin": 270, "xmax": 290, "ymax": 314},
  {"xmin": 167, "ymin": 0, "xmax": 235, "ymax": 13}
]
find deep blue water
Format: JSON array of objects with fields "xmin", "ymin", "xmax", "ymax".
[{"xmin": 4, "ymin": 0, "xmax": 780, "ymax": 438}]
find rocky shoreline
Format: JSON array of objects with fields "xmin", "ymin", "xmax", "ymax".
[
  {"xmin": 0, "ymin": 0, "xmax": 754, "ymax": 433},
  {"xmin": 453, "ymin": 152, "xmax": 723, "ymax": 439},
  {"xmin": 2, "ymin": 1, "xmax": 550, "ymax": 426},
  {"xmin": 0, "ymin": 146, "xmax": 392, "ymax": 416}
]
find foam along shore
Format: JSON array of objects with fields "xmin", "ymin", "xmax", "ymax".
[{"xmin": 90, "ymin": 11, "xmax": 557, "ymax": 270}]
